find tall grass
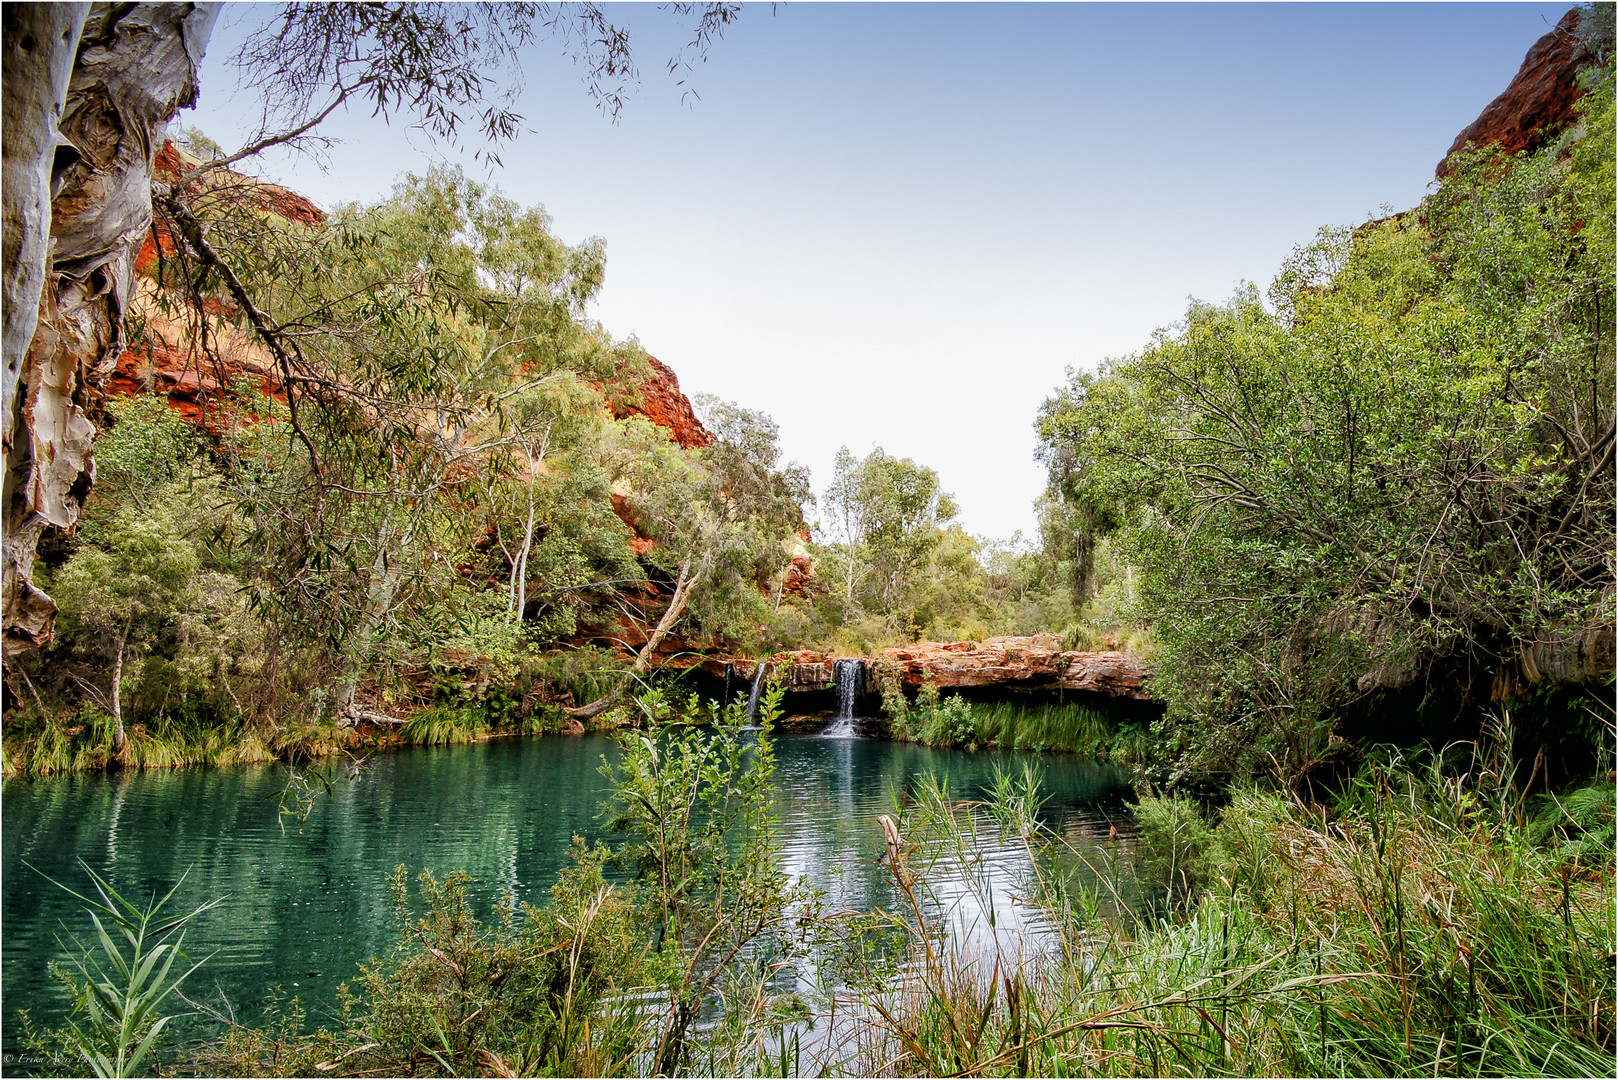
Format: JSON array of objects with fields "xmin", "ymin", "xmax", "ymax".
[
  {"xmin": 844, "ymin": 752, "xmax": 1616, "ymax": 1077},
  {"xmin": 888, "ymin": 682, "xmax": 1146, "ymax": 759},
  {"xmin": 1, "ymin": 708, "xmax": 283, "ymax": 777},
  {"xmin": 960, "ymin": 698, "xmax": 1113, "ymax": 754}
]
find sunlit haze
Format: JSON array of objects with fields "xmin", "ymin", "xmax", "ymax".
[{"xmin": 186, "ymin": 1, "xmax": 1571, "ymax": 541}]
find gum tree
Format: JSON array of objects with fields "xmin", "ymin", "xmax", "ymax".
[{"xmin": 2, "ymin": 1, "xmax": 748, "ymax": 657}]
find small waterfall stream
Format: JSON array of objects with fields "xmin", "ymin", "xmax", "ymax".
[
  {"xmin": 822, "ymin": 658, "xmax": 865, "ymax": 738},
  {"xmin": 744, "ymin": 663, "xmax": 767, "ymax": 725}
]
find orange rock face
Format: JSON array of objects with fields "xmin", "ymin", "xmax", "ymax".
[
  {"xmin": 610, "ymin": 356, "xmax": 712, "ymax": 449},
  {"xmin": 683, "ymin": 637, "xmax": 1154, "ymax": 702},
  {"xmin": 106, "ymin": 281, "xmax": 286, "ymax": 429},
  {"xmin": 1438, "ymin": 8, "xmax": 1591, "ymax": 177},
  {"xmin": 882, "ymin": 637, "xmax": 1152, "ymax": 700},
  {"xmin": 115, "ymin": 146, "xmax": 713, "ymax": 458},
  {"xmin": 110, "ymin": 142, "xmax": 312, "ymax": 429}
]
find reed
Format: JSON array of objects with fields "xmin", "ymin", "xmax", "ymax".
[
  {"xmin": 847, "ymin": 755, "xmax": 1617, "ymax": 1077},
  {"xmin": 897, "ymin": 690, "xmax": 1141, "ymax": 759}
]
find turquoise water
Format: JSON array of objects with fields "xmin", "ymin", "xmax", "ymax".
[{"xmin": 1, "ymin": 731, "xmax": 1133, "ymax": 1058}]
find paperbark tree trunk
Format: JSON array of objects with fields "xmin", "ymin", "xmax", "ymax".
[
  {"xmin": 2, "ymin": 3, "xmax": 88, "ymax": 428},
  {"xmin": 111, "ymin": 614, "xmax": 130, "ymax": 750},
  {"xmin": 1, "ymin": 2, "xmax": 219, "ymax": 658}
]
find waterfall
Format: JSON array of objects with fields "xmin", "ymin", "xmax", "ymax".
[
  {"xmin": 822, "ymin": 658, "xmax": 864, "ymax": 738},
  {"xmin": 834, "ymin": 658, "xmax": 863, "ymax": 719},
  {"xmin": 745, "ymin": 663, "xmax": 767, "ymax": 725},
  {"xmin": 723, "ymin": 662, "xmax": 735, "ymax": 709}
]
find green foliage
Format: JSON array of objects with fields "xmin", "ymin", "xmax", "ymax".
[
  {"xmin": 1131, "ymin": 793, "xmax": 1226, "ymax": 911},
  {"xmin": 810, "ymin": 447, "xmax": 1104, "ymax": 649},
  {"xmin": 523, "ymin": 645, "xmax": 629, "ymax": 712},
  {"xmin": 349, "ymin": 860, "xmax": 642, "ymax": 1076},
  {"xmin": 1530, "ymin": 781, "xmax": 1617, "ymax": 860},
  {"xmin": 844, "ymin": 759, "xmax": 1615, "ymax": 1078},
  {"xmin": 4, "ymin": 392, "xmax": 277, "ymax": 755},
  {"xmin": 879, "ymin": 673, "xmax": 1128, "ymax": 756},
  {"xmin": 1036, "ymin": 62, "xmax": 1617, "ymax": 782},
  {"xmin": 74, "ymin": 395, "xmax": 202, "ymax": 534},
  {"xmin": 190, "ymin": 688, "xmax": 811, "ymax": 1077},
  {"xmin": 603, "ymin": 679, "xmax": 813, "ymax": 1073},
  {"xmin": 203, "ymin": 165, "xmax": 637, "ymax": 713},
  {"xmin": 401, "ymin": 705, "xmax": 483, "ymax": 747},
  {"xmin": 919, "ymin": 691, "xmax": 979, "ymax": 748},
  {"xmin": 26, "ymin": 864, "xmax": 222, "ymax": 1078},
  {"xmin": 818, "ymin": 445, "xmax": 971, "ymax": 642},
  {"xmin": 1, "ymin": 706, "xmax": 282, "ymax": 778},
  {"xmin": 605, "ymin": 398, "xmax": 813, "ymax": 658},
  {"xmin": 16, "ymin": 161, "xmax": 822, "ymax": 760},
  {"xmin": 195, "ymin": 849, "xmax": 646, "ymax": 1078}
]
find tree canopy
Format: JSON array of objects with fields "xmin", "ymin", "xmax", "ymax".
[{"xmin": 1038, "ymin": 57, "xmax": 1616, "ymax": 778}]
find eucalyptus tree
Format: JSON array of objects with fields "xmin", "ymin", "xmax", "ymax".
[
  {"xmin": 2, "ymin": 0, "xmax": 749, "ymax": 658},
  {"xmin": 475, "ymin": 377, "xmax": 619, "ymax": 630},
  {"xmin": 821, "ymin": 445, "xmax": 959, "ymax": 636},
  {"xmin": 196, "ymin": 166, "xmax": 637, "ymax": 718},
  {"xmin": 1036, "ymin": 370, "xmax": 1125, "ymax": 609},
  {"xmin": 567, "ymin": 402, "xmax": 811, "ymax": 719},
  {"xmin": 2, "ymin": 2, "xmax": 218, "ymax": 657}
]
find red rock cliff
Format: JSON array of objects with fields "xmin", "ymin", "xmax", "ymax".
[
  {"xmin": 108, "ymin": 143, "xmax": 321, "ymax": 428},
  {"xmin": 609, "ymin": 356, "xmax": 712, "ymax": 449},
  {"xmin": 111, "ymin": 147, "xmax": 713, "ymax": 458},
  {"xmin": 1438, "ymin": 8, "xmax": 1594, "ymax": 177}
]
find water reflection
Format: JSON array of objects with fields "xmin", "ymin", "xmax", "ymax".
[{"xmin": 1, "ymin": 732, "xmax": 1134, "ymax": 1053}]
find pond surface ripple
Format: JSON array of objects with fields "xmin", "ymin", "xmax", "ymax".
[{"xmin": 2, "ymin": 732, "xmax": 1134, "ymax": 1052}]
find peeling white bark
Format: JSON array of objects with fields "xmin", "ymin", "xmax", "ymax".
[
  {"xmin": 2, "ymin": 2, "xmax": 219, "ymax": 657},
  {"xmin": 2, "ymin": 3, "xmax": 88, "ymax": 444}
]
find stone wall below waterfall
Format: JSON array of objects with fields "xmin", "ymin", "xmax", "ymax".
[{"xmin": 687, "ymin": 636, "xmax": 1153, "ymax": 703}]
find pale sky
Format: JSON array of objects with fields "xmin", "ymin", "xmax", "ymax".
[{"xmin": 187, "ymin": 1, "xmax": 1573, "ymax": 542}]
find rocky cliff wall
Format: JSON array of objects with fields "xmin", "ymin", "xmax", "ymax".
[
  {"xmin": 1438, "ymin": 7, "xmax": 1598, "ymax": 176},
  {"xmin": 606, "ymin": 355, "xmax": 712, "ymax": 449},
  {"xmin": 687, "ymin": 637, "xmax": 1153, "ymax": 703}
]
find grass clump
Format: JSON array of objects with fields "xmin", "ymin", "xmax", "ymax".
[
  {"xmin": 882, "ymin": 675, "xmax": 1142, "ymax": 757},
  {"xmin": 1, "ymin": 707, "xmax": 284, "ymax": 778},
  {"xmin": 400, "ymin": 705, "xmax": 483, "ymax": 747}
]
